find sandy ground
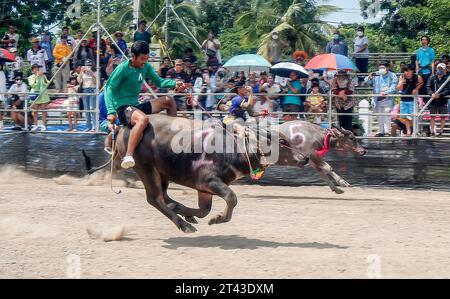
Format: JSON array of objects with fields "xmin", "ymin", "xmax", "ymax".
[{"xmin": 1, "ymin": 167, "xmax": 450, "ymax": 279}]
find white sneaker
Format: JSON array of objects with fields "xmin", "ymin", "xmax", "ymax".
[
  {"xmin": 41, "ymin": 125, "xmax": 47, "ymax": 132},
  {"xmin": 121, "ymin": 155, "xmax": 135, "ymax": 169},
  {"xmin": 30, "ymin": 125, "xmax": 39, "ymax": 132}
]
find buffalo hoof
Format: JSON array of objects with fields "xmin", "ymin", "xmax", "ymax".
[
  {"xmin": 180, "ymin": 223, "xmax": 197, "ymax": 233},
  {"xmin": 184, "ymin": 216, "xmax": 198, "ymax": 224},
  {"xmin": 334, "ymin": 187, "xmax": 345, "ymax": 194},
  {"xmin": 208, "ymin": 214, "xmax": 226, "ymax": 225}
]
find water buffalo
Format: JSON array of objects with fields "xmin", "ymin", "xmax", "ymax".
[
  {"xmin": 106, "ymin": 115, "xmax": 308, "ymax": 233},
  {"xmin": 278, "ymin": 121, "xmax": 368, "ymax": 194}
]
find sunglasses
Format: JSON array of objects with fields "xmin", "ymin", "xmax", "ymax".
[{"xmin": 175, "ymin": 64, "xmax": 183, "ymax": 66}]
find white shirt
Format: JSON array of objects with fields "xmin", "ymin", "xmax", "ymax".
[
  {"xmin": 5, "ymin": 56, "xmax": 24, "ymax": 82},
  {"xmin": 0, "ymin": 71, "xmax": 6, "ymax": 101},
  {"xmin": 3, "ymin": 33, "xmax": 19, "ymax": 49},
  {"xmin": 56, "ymin": 35, "xmax": 76, "ymax": 49},
  {"xmin": 77, "ymin": 68, "xmax": 97, "ymax": 88},
  {"xmin": 253, "ymin": 100, "xmax": 271, "ymax": 113},
  {"xmin": 8, "ymin": 83, "xmax": 29, "ymax": 101},
  {"xmin": 353, "ymin": 36, "xmax": 369, "ymax": 58},
  {"xmin": 27, "ymin": 48, "xmax": 49, "ymax": 73}
]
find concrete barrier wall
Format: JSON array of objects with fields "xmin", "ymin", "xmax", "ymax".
[{"xmin": 1, "ymin": 132, "xmax": 449, "ymax": 190}]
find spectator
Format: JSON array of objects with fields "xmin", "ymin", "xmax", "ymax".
[
  {"xmin": 56, "ymin": 26, "xmax": 75, "ymax": 48},
  {"xmin": 133, "ymin": 20, "xmax": 151, "ymax": 44},
  {"xmin": 293, "ymin": 50, "xmax": 308, "ymax": 66},
  {"xmin": 224, "ymin": 81, "xmax": 255, "ymax": 125},
  {"xmin": 201, "ymin": 31, "xmax": 221, "ymax": 65},
  {"xmin": 247, "ymin": 72, "xmax": 260, "ymax": 93},
  {"xmin": 4, "ymin": 48, "xmax": 23, "ymax": 88},
  {"xmin": 27, "ymin": 37, "xmax": 48, "ymax": 74},
  {"xmin": 305, "ymin": 83, "xmax": 326, "ymax": 124},
  {"xmin": 267, "ymin": 31, "xmax": 288, "ymax": 65},
  {"xmin": 183, "ymin": 48, "xmax": 198, "ymax": 64},
  {"xmin": 159, "ymin": 57, "xmax": 172, "ymax": 79},
  {"xmin": 7, "ymin": 74, "xmax": 28, "ymax": 101},
  {"xmin": 326, "ymin": 29, "xmax": 348, "ymax": 57},
  {"xmin": 53, "ymin": 35, "xmax": 72, "ymax": 93},
  {"xmin": 0, "ymin": 64, "xmax": 5, "ymax": 129},
  {"xmin": 426, "ymin": 63, "xmax": 449, "ymax": 137},
  {"xmin": 77, "ymin": 59, "xmax": 97, "ymax": 132},
  {"xmin": 259, "ymin": 71, "xmax": 268, "ymax": 85},
  {"xmin": 105, "ymin": 44, "xmax": 122, "ymax": 77},
  {"xmin": 236, "ymin": 71, "xmax": 246, "ymax": 84},
  {"xmin": 397, "ymin": 64, "xmax": 424, "ymax": 136},
  {"xmin": 399, "ymin": 61, "xmax": 407, "ymax": 73},
  {"xmin": 415, "ymin": 35, "xmax": 435, "ymax": 95},
  {"xmin": 283, "ymin": 71, "xmax": 303, "ymax": 121},
  {"xmin": 261, "ymin": 74, "xmax": 282, "ymax": 110},
  {"xmin": 28, "ymin": 64, "xmax": 50, "ymax": 131},
  {"xmin": 73, "ymin": 38, "xmax": 94, "ymax": 67},
  {"xmin": 167, "ymin": 59, "xmax": 190, "ymax": 111},
  {"xmin": 1, "ymin": 26, "xmax": 19, "ymax": 50},
  {"xmin": 306, "ymin": 72, "xmax": 329, "ymax": 93},
  {"xmin": 65, "ymin": 76, "xmax": 80, "ymax": 131},
  {"xmin": 332, "ymin": 70, "xmax": 355, "ymax": 130},
  {"xmin": 73, "ymin": 30, "xmax": 84, "ymax": 50},
  {"xmin": 365, "ymin": 61, "xmax": 398, "ymax": 137},
  {"xmin": 114, "ymin": 31, "xmax": 128, "ymax": 56},
  {"xmin": 253, "ymin": 89, "xmax": 273, "ymax": 114},
  {"xmin": 353, "ymin": 26, "xmax": 369, "ymax": 83},
  {"xmin": 8, "ymin": 94, "xmax": 31, "ymax": 130},
  {"xmin": 39, "ymin": 32, "xmax": 54, "ymax": 78}
]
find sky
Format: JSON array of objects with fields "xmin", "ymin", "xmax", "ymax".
[{"xmin": 319, "ymin": 0, "xmax": 384, "ymax": 25}]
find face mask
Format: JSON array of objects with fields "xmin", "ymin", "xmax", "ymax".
[
  {"xmin": 379, "ymin": 68, "xmax": 387, "ymax": 75},
  {"xmin": 436, "ymin": 69, "xmax": 445, "ymax": 76},
  {"xmin": 272, "ymin": 34, "xmax": 279, "ymax": 40},
  {"xmin": 357, "ymin": 31, "xmax": 364, "ymax": 37},
  {"xmin": 333, "ymin": 34, "xmax": 340, "ymax": 40}
]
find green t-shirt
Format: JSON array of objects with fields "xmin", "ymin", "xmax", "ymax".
[{"xmin": 105, "ymin": 60, "xmax": 176, "ymax": 115}]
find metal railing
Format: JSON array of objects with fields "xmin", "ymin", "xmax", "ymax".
[{"xmin": 1, "ymin": 89, "xmax": 449, "ymax": 138}]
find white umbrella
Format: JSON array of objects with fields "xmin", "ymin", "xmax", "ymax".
[{"xmin": 270, "ymin": 62, "xmax": 309, "ymax": 78}]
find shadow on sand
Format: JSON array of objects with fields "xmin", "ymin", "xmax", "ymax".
[{"xmin": 162, "ymin": 235, "xmax": 349, "ymax": 250}]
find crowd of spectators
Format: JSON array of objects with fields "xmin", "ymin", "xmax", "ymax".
[{"xmin": 0, "ymin": 23, "xmax": 449, "ymax": 137}]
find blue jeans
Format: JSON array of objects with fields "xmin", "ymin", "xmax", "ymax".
[{"xmin": 82, "ymin": 88, "xmax": 96, "ymax": 130}]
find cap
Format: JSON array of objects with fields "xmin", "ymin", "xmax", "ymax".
[
  {"xmin": 9, "ymin": 47, "xmax": 17, "ymax": 53},
  {"xmin": 85, "ymin": 59, "xmax": 93, "ymax": 66},
  {"xmin": 437, "ymin": 63, "xmax": 447, "ymax": 70},
  {"xmin": 31, "ymin": 63, "xmax": 41, "ymax": 70},
  {"xmin": 114, "ymin": 31, "xmax": 123, "ymax": 37}
]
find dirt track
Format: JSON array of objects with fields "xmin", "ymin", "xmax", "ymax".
[{"xmin": 1, "ymin": 167, "xmax": 450, "ymax": 278}]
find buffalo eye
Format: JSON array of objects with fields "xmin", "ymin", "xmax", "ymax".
[{"xmin": 279, "ymin": 138, "xmax": 289, "ymax": 146}]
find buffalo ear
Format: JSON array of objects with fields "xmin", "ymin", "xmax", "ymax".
[{"xmin": 329, "ymin": 128, "xmax": 344, "ymax": 139}]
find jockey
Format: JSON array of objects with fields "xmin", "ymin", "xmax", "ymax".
[{"xmin": 105, "ymin": 41, "xmax": 184, "ymax": 169}]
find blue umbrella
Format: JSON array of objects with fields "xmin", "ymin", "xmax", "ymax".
[{"xmin": 223, "ymin": 54, "xmax": 272, "ymax": 73}]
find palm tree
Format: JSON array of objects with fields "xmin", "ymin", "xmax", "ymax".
[{"xmin": 235, "ymin": 0, "xmax": 340, "ymax": 58}]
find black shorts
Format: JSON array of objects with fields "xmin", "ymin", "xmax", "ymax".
[
  {"xmin": 283, "ymin": 104, "xmax": 301, "ymax": 112},
  {"xmin": 117, "ymin": 101, "xmax": 153, "ymax": 127},
  {"xmin": 429, "ymin": 103, "xmax": 448, "ymax": 116}
]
